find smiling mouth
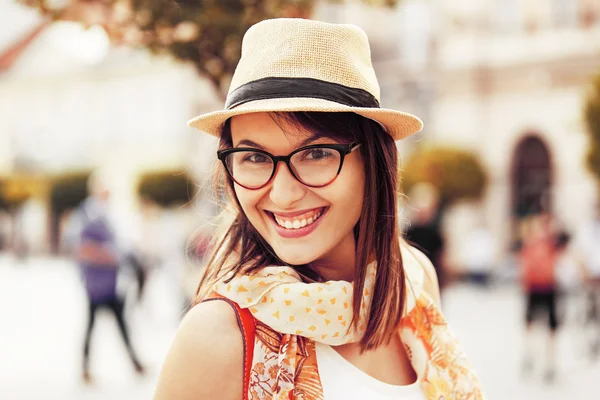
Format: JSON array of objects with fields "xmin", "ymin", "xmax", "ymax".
[{"xmin": 266, "ymin": 207, "xmax": 327, "ymax": 230}]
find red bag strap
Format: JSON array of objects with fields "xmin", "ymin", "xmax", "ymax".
[{"xmin": 203, "ymin": 296, "xmax": 256, "ymax": 400}]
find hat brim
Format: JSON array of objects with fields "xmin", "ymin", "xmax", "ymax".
[{"xmin": 187, "ymin": 97, "xmax": 423, "ymax": 141}]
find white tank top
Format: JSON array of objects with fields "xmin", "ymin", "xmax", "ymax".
[{"xmin": 315, "ymin": 342, "xmax": 427, "ymax": 400}]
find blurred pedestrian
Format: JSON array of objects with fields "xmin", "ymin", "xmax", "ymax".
[
  {"xmin": 462, "ymin": 219, "xmax": 496, "ymax": 287},
  {"xmin": 70, "ymin": 170, "xmax": 145, "ymax": 384},
  {"xmin": 573, "ymin": 207, "xmax": 600, "ymax": 358},
  {"xmin": 133, "ymin": 197, "xmax": 162, "ymax": 304},
  {"xmin": 405, "ymin": 182, "xmax": 447, "ymax": 289},
  {"xmin": 519, "ymin": 212, "xmax": 561, "ymax": 382},
  {"xmin": 154, "ymin": 19, "xmax": 483, "ymax": 400},
  {"xmin": 124, "ymin": 250, "xmax": 151, "ymax": 303}
]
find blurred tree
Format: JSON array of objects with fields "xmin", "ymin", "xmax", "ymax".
[
  {"xmin": 19, "ymin": 0, "xmax": 397, "ymax": 97},
  {"xmin": 0, "ymin": 176, "xmax": 46, "ymax": 211},
  {"xmin": 401, "ymin": 146, "xmax": 488, "ymax": 207},
  {"xmin": 0, "ymin": 181, "xmax": 5, "ymax": 211},
  {"xmin": 48, "ymin": 171, "xmax": 91, "ymax": 253},
  {"xmin": 0, "ymin": 180, "xmax": 29, "ymax": 211},
  {"xmin": 0, "ymin": 176, "xmax": 43, "ymax": 255},
  {"xmin": 50, "ymin": 172, "xmax": 91, "ymax": 216},
  {"xmin": 138, "ymin": 170, "xmax": 195, "ymax": 207},
  {"xmin": 585, "ymin": 72, "xmax": 600, "ymax": 185}
]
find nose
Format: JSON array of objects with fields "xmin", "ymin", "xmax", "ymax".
[{"xmin": 268, "ymin": 161, "xmax": 306, "ymax": 209}]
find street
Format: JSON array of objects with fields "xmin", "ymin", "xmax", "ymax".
[{"xmin": 0, "ymin": 254, "xmax": 598, "ymax": 399}]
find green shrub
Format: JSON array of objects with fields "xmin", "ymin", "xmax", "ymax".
[
  {"xmin": 49, "ymin": 172, "xmax": 91, "ymax": 215},
  {"xmin": 138, "ymin": 170, "xmax": 196, "ymax": 207},
  {"xmin": 0, "ymin": 177, "xmax": 35, "ymax": 211},
  {"xmin": 401, "ymin": 146, "xmax": 488, "ymax": 205},
  {"xmin": 585, "ymin": 71, "xmax": 600, "ymax": 184}
]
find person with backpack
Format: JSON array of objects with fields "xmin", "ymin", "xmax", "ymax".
[
  {"xmin": 519, "ymin": 212, "xmax": 561, "ymax": 382},
  {"xmin": 73, "ymin": 170, "xmax": 146, "ymax": 384}
]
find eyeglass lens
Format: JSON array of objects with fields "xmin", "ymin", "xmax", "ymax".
[{"xmin": 224, "ymin": 147, "xmax": 342, "ymax": 189}]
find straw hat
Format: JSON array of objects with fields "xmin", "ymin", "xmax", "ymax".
[{"xmin": 187, "ymin": 18, "xmax": 423, "ymax": 140}]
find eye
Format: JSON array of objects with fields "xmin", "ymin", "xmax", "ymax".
[
  {"xmin": 302, "ymin": 148, "xmax": 334, "ymax": 161},
  {"xmin": 242, "ymin": 152, "xmax": 270, "ymax": 164}
]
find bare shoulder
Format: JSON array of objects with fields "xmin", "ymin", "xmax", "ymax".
[
  {"xmin": 402, "ymin": 242, "xmax": 442, "ymax": 306},
  {"xmin": 153, "ymin": 299, "xmax": 244, "ymax": 400}
]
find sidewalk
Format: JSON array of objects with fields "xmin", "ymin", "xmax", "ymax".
[
  {"xmin": 0, "ymin": 255, "xmax": 180, "ymax": 400},
  {"xmin": 1, "ymin": 255, "xmax": 598, "ymax": 399},
  {"xmin": 444, "ymin": 282, "xmax": 600, "ymax": 400}
]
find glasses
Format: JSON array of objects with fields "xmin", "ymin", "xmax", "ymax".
[{"xmin": 217, "ymin": 142, "xmax": 362, "ymax": 190}]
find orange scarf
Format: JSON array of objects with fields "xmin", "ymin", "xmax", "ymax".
[{"xmin": 213, "ymin": 245, "xmax": 485, "ymax": 399}]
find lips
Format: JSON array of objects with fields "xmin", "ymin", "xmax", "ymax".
[
  {"xmin": 265, "ymin": 207, "xmax": 328, "ymax": 238},
  {"xmin": 272, "ymin": 208, "xmax": 325, "ymax": 230}
]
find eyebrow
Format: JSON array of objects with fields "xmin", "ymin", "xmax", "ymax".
[
  {"xmin": 235, "ymin": 133, "xmax": 325, "ymax": 149},
  {"xmin": 235, "ymin": 139, "xmax": 265, "ymax": 149}
]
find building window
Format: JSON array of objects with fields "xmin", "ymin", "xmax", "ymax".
[
  {"xmin": 398, "ymin": 0, "xmax": 433, "ymax": 69},
  {"xmin": 552, "ymin": 0, "xmax": 578, "ymax": 27},
  {"xmin": 492, "ymin": 0, "xmax": 522, "ymax": 33}
]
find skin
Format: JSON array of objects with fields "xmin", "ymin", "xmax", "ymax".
[
  {"xmin": 230, "ymin": 113, "xmax": 365, "ymax": 281},
  {"xmin": 153, "ymin": 113, "xmax": 442, "ymax": 399}
]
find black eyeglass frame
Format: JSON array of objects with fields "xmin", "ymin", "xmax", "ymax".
[{"xmin": 217, "ymin": 142, "xmax": 363, "ymax": 190}]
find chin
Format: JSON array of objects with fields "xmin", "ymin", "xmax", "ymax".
[{"xmin": 273, "ymin": 246, "xmax": 320, "ymax": 266}]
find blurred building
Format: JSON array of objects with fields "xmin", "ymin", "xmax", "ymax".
[
  {"xmin": 3, "ymin": 0, "xmax": 599, "ymax": 261},
  {"xmin": 0, "ymin": 4, "xmax": 221, "ymax": 252},
  {"xmin": 428, "ymin": 0, "xmax": 600, "ymax": 256},
  {"xmin": 319, "ymin": 0, "xmax": 600, "ymax": 262}
]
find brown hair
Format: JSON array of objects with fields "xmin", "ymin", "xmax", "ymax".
[{"xmin": 195, "ymin": 112, "xmax": 405, "ymax": 350}]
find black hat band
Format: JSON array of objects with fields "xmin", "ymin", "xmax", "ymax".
[{"xmin": 225, "ymin": 77, "xmax": 380, "ymax": 110}]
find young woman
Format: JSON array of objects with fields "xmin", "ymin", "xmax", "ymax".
[
  {"xmin": 519, "ymin": 213, "xmax": 560, "ymax": 381},
  {"xmin": 154, "ymin": 18, "xmax": 484, "ymax": 400}
]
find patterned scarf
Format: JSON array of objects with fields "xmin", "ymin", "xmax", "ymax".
[
  {"xmin": 213, "ymin": 246, "xmax": 485, "ymax": 399},
  {"xmin": 214, "ymin": 261, "xmax": 376, "ymax": 345}
]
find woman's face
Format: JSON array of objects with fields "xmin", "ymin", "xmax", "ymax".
[{"xmin": 229, "ymin": 112, "xmax": 365, "ymax": 266}]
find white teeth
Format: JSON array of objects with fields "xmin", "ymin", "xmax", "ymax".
[{"xmin": 274, "ymin": 210, "xmax": 324, "ymax": 230}]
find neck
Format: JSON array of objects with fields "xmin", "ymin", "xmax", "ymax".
[{"xmin": 309, "ymin": 232, "xmax": 356, "ymax": 282}]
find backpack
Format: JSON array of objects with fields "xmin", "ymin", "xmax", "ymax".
[
  {"xmin": 520, "ymin": 238, "xmax": 556, "ymax": 291},
  {"xmin": 78, "ymin": 203, "xmax": 120, "ymax": 302}
]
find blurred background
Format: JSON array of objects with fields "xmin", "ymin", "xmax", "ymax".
[{"xmin": 1, "ymin": 0, "xmax": 600, "ymax": 399}]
